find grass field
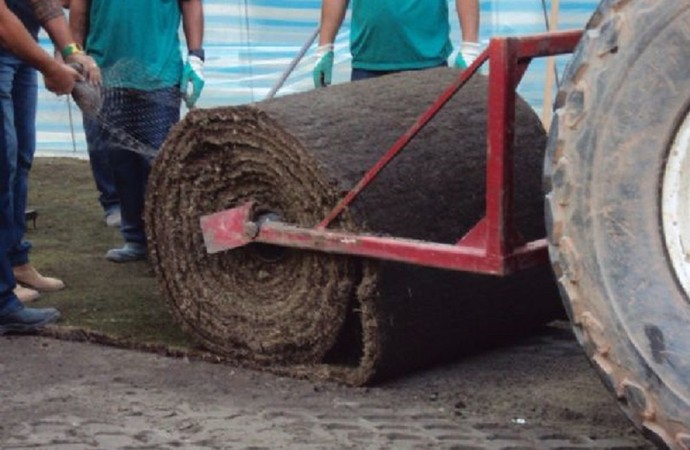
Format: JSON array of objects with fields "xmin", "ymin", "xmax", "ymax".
[{"xmin": 26, "ymin": 157, "xmax": 196, "ymax": 350}]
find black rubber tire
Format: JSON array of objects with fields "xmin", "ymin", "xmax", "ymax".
[{"xmin": 544, "ymin": 1, "xmax": 690, "ymax": 448}]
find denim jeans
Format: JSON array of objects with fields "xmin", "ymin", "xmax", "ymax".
[
  {"xmin": 0, "ymin": 83, "xmax": 22, "ymax": 316},
  {"xmin": 0, "ymin": 51, "xmax": 37, "ymax": 269},
  {"xmin": 95, "ymin": 87, "xmax": 180, "ymax": 246},
  {"xmin": 351, "ymin": 62, "xmax": 448, "ymax": 82},
  {"xmin": 84, "ymin": 112, "xmax": 120, "ymax": 216}
]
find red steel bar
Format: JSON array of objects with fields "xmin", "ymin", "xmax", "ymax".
[
  {"xmin": 486, "ymin": 37, "xmax": 518, "ymax": 261},
  {"xmin": 202, "ymin": 206, "xmax": 550, "ymax": 275},
  {"xmin": 200, "ymin": 31, "xmax": 583, "ymax": 276}
]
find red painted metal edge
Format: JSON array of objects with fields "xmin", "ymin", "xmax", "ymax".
[
  {"xmin": 199, "ymin": 203, "xmax": 549, "ymax": 276},
  {"xmin": 260, "ymin": 221, "xmax": 502, "ymax": 274},
  {"xmin": 199, "ymin": 31, "xmax": 580, "ymax": 276},
  {"xmin": 199, "ymin": 202, "xmax": 254, "ymax": 253}
]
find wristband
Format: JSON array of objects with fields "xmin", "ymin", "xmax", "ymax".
[
  {"xmin": 188, "ymin": 48, "xmax": 205, "ymax": 62},
  {"xmin": 61, "ymin": 42, "xmax": 84, "ymax": 58}
]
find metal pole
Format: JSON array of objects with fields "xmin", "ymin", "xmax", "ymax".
[
  {"xmin": 265, "ymin": 26, "xmax": 320, "ymax": 100},
  {"xmin": 66, "ymin": 97, "xmax": 78, "ymax": 154},
  {"xmin": 541, "ymin": 0, "xmax": 561, "ymax": 129}
]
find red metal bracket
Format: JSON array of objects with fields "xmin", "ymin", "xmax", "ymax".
[{"xmin": 199, "ymin": 30, "xmax": 583, "ymax": 276}]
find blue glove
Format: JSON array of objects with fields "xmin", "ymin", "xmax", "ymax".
[
  {"xmin": 313, "ymin": 44, "xmax": 334, "ymax": 88},
  {"xmin": 181, "ymin": 55, "xmax": 205, "ymax": 108},
  {"xmin": 454, "ymin": 41, "xmax": 481, "ymax": 70}
]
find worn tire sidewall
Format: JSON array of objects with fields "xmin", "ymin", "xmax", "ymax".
[{"xmin": 547, "ymin": 0, "xmax": 690, "ymax": 438}]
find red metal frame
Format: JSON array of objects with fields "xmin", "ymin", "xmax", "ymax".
[{"xmin": 200, "ymin": 30, "xmax": 583, "ymax": 276}]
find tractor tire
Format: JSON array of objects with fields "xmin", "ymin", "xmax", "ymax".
[{"xmin": 544, "ymin": 0, "xmax": 690, "ymax": 448}]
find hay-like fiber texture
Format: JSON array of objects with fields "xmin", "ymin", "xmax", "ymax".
[{"xmin": 145, "ymin": 67, "xmax": 563, "ymax": 385}]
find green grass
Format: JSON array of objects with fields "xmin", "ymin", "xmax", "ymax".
[{"xmin": 26, "ymin": 157, "xmax": 195, "ymax": 348}]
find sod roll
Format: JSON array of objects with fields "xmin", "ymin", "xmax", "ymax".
[{"xmin": 145, "ymin": 67, "xmax": 563, "ymax": 385}]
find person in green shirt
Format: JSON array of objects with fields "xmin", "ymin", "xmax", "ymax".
[
  {"xmin": 314, "ymin": 0, "xmax": 480, "ymax": 86},
  {"xmin": 69, "ymin": 0, "xmax": 205, "ymax": 262}
]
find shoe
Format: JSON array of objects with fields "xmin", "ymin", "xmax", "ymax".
[
  {"xmin": 14, "ymin": 284, "xmax": 41, "ymax": 303},
  {"xmin": 0, "ymin": 306, "xmax": 60, "ymax": 335},
  {"xmin": 105, "ymin": 242, "xmax": 147, "ymax": 263},
  {"xmin": 105, "ymin": 210, "xmax": 121, "ymax": 228},
  {"xmin": 13, "ymin": 263, "xmax": 65, "ymax": 292}
]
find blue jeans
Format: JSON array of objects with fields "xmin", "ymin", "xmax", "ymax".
[
  {"xmin": 351, "ymin": 63, "xmax": 448, "ymax": 82},
  {"xmin": 84, "ymin": 111, "xmax": 120, "ymax": 217},
  {"xmin": 0, "ymin": 84, "xmax": 22, "ymax": 316},
  {"xmin": 96, "ymin": 87, "xmax": 180, "ymax": 246},
  {"xmin": 0, "ymin": 51, "xmax": 37, "ymax": 269}
]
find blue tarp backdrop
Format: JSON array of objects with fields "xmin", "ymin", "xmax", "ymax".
[{"xmin": 35, "ymin": 0, "xmax": 599, "ymax": 155}]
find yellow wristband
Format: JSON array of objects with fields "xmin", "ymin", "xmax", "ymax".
[{"xmin": 61, "ymin": 43, "xmax": 84, "ymax": 58}]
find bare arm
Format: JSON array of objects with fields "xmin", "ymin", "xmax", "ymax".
[
  {"xmin": 67, "ymin": 0, "xmax": 88, "ymax": 46},
  {"xmin": 0, "ymin": 0, "xmax": 79, "ymax": 94},
  {"xmin": 42, "ymin": 15, "xmax": 77, "ymax": 53},
  {"xmin": 27, "ymin": 0, "xmax": 100, "ymax": 83},
  {"xmin": 58, "ymin": 0, "xmax": 99, "ymax": 83},
  {"xmin": 455, "ymin": 0, "xmax": 479, "ymax": 43},
  {"xmin": 318, "ymin": 0, "xmax": 349, "ymax": 46},
  {"xmin": 27, "ymin": 0, "xmax": 62, "ymax": 25},
  {"xmin": 180, "ymin": 0, "xmax": 204, "ymax": 52}
]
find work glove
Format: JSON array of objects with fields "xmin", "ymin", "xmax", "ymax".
[
  {"xmin": 181, "ymin": 55, "xmax": 205, "ymax": 109},
  {"xmin": 313, "ymin": 43, "xmax": 334, "ymax": 88},
  {"xmin": 453, "ymin": 41, "xmax": 481, "ymax": 70}
]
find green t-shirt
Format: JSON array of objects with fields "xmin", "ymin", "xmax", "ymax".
[
  {"xmin": 350, "ymin": 0, "xmax": 453, "ymax": 71},
  {"xmin": 85, "ymin": 0, "xmax": 183, "ymax": 90}
]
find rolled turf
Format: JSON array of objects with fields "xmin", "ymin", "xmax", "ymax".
[{"xmin": 145, "ymin": 68, "xmax": 564, "ymax": 385}]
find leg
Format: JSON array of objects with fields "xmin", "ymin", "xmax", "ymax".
[
  {"xmin": 7, "ymin": 60, "xmax": 36, "ymax": 268},
  {"xmin": 0, "ymin": 53, "xmax": 21, "ymax": 264},
  {"xmin": 83, "ymin": 110, "xmax": 120, "ymax": 225},
  {"xmin": 0, "ymin": 73, "xmax": 59, "ymax": 333},
  {"xmin": 0, "ymin": 54, "xmax": 37, "ymax": 299},
  {"xmin": 5, "ymin": 61, "xmax": 64, "ymax": 292},
  {"xmin": 108, "ymin": 129, "xmax": 148, "ymax": 247},
  {"xmin": 0, "ymin": 64, "xmax": 22, "ymax": 316},
  {"xmin": 105, "ymin": 87, "xmax": 180, "ymax": 262}
]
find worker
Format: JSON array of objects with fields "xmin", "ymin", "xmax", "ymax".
[
  {"xmin": 313, "ymin": 0, "xmax": 480, "ymax": 86},
  {"xmin": 0, "ymin": 0, "xmax": 100, "ymax": 303},
  {"xmin": 0, "ymin": 0, "xmax": 82, "ymax": 334},
  {"xmin": 61, "ymin": 0, "xmax": 120, "ymax": 228},
  {"xmin": 68, "ymin": 0, "xmax": 205, "ymax": 262}
]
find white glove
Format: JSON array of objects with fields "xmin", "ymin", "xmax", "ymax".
[
  {"xmin": 313, "ymin": 43, "xmax": 334, "ymax": 88},
  {"xmin": 453, "ymin": 41, "xmax": 481, "ymax": 69},
  {"xmin": 181, "ymin": 55, "xmax": 205, "ymax": 108}
]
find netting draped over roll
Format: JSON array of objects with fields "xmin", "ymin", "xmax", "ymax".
[{"xmin": 145, "ymin": 68, "xmax": 563, "ymax": 385}]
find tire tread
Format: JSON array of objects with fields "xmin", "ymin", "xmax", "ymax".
[{"xmin": 545, "ymin": 1, "xmax": 690, "ymax": 448}]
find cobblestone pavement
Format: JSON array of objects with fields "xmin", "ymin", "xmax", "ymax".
[{"xmin": 0, "ymin": 326, "xmax": 653, "ymax": 449}]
